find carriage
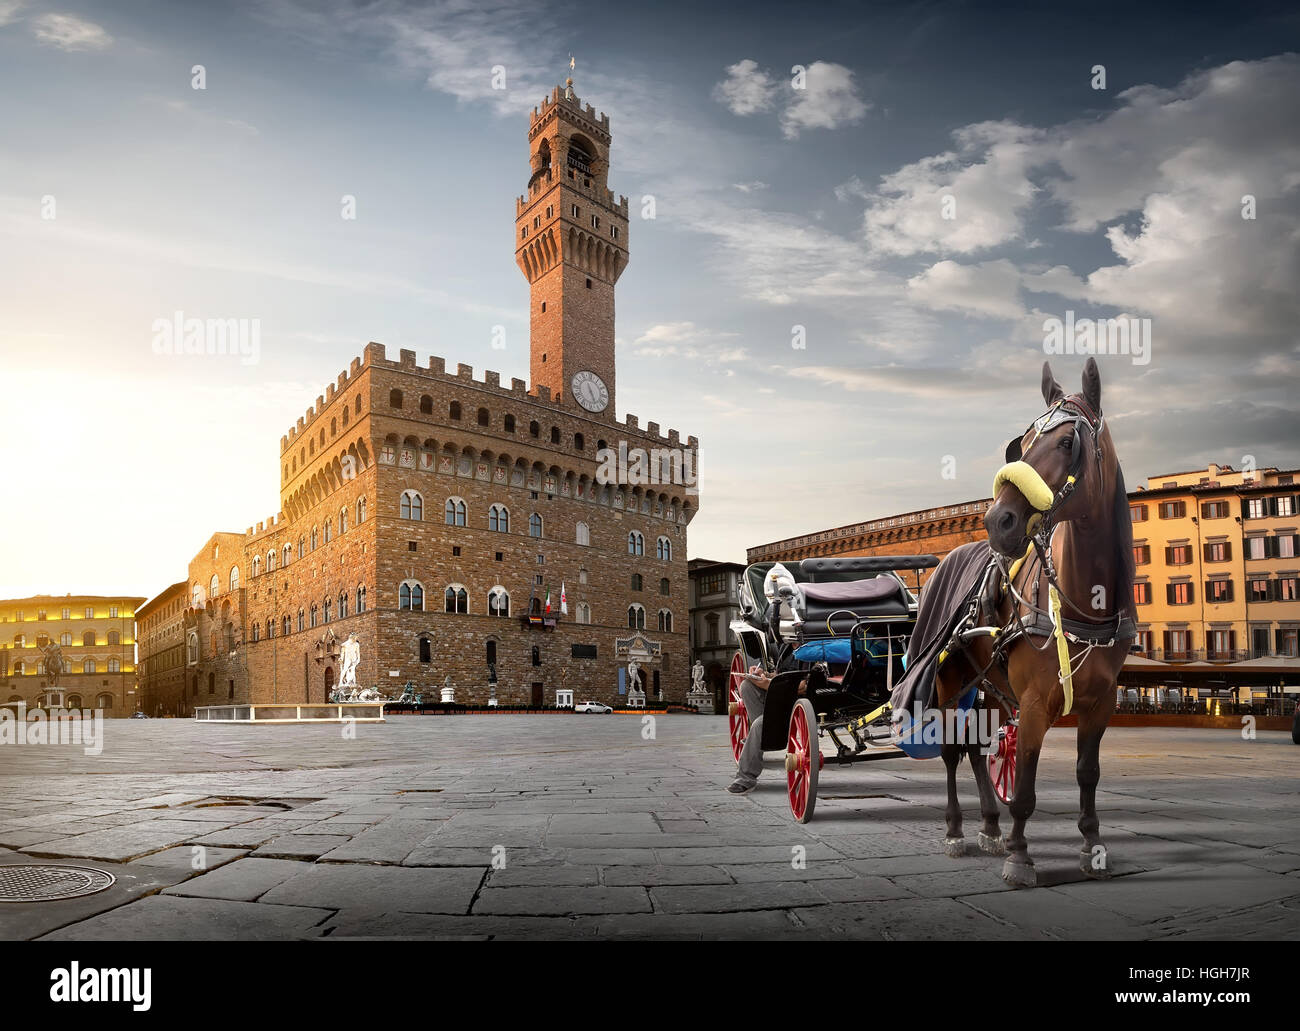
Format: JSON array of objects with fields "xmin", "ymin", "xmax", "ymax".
[{"xmin": 727, "ymin": 554, "xmax": 1018, "ymax": 823}]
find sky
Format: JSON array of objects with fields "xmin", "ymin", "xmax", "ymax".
[{"xmin": 1, "ymin": 0, "xmax": 1297, "ymax": 600}]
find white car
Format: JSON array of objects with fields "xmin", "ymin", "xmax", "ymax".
[{"xmin": 575, "ymin": 701, "xmax": 613, "ymax": 714}]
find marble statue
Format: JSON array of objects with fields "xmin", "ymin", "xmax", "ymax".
[{"xmin": 339, "ymin": 632, "xmax": 361, "ymax": 688}]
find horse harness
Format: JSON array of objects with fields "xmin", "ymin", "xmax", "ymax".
[{"xmin": 939, "ymin": 394, "xmax": 1137, "ymax": 717}]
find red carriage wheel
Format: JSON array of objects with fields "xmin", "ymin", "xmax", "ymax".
[
  {"xmin": 786, "ymin": 698, "xmax": 820, "ymax": 823},
  {"xmin": 728, "ymin": 651, "xmax": 749, "ymax": 762},
  {"xmin": 988, "ymin": 717, "xmax": 1018, "ymax": 804}
]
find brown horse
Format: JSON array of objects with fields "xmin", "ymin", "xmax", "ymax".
[{"xmin": 935, "ymin": 358, "xmax": 1136, "ymax": 887}]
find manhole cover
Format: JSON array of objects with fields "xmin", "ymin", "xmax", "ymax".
[{"xmin": 0, "ymin": 865, "xmax": 116, "ymax": 903}]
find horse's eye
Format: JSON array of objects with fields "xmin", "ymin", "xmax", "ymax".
[{"xmin": 1059, "ymin": 436, "xmax": 1074, "ymax": 450}]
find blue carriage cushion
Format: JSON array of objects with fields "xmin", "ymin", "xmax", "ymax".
[{"xmin": 792, "ymin": 638, "xmax": 853, "ymax": 664}]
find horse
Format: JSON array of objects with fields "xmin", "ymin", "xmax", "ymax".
[{"xmin": 934, "ymin": 358, "xmax": 1136, "ymax": 887}]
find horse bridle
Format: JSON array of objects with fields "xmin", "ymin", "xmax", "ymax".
[{"xmin": 1000, "ymin": 393, "xmax": 1104, "ymax": 529}]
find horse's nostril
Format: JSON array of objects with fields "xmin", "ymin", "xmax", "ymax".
[{"xmin": 998, "ymin": 510, "xmax": 1017, "ymax": 535}]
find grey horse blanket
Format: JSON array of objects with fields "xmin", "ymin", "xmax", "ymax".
[{"xmin": 890, "ymin": 540, "xmax": 994, "ymax": 715}]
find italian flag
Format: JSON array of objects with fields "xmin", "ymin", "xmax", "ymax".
[{"xmin": 544, "ymin": 587, "xmax": 552, "ymax": 614}]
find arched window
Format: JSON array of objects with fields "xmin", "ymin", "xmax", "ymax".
[
  {"xmin": 108, "ymin": 657, "xmax": 121, "ymax": 673},
  {"xmin": 550, "ymin": 426, "xmax": 560, "ymax": 444},
  {"xmin": 477, "ymin": 407, "xmax": 489, "ymax": 426},
  {"xmin": 658, "ymin": 610, "xmax": 673, "ymax": 633},
  {"xmin": 529, "ymin": 420, "xmax": 540, "ymax": 438},
  {"xmin": 628, "ymin": 531, "xmax": 644, "ymax": 556},
  {"xmin": 486, "ymin": 640, "xmax": 497, "ymax": 667},
  {"xmin": 628, "ymin": 604, "xmax": 646, "ymax": 630},
  {"xmin": 449, "ymin": 400, "xmax": 462, "ymax": 420},
  {"xmin": 297, "ymin": 609, "xmax": 305, "ymax": 632},
  {"xmin": 83, "ymin": 659, "xmax": 95, "ymax": 674},
  {"xmin": 267, "ymin": 550, "xmax": 275, "ymax": 572},
  {"xmin": 574, "ymin": 433, "xmax": 584, "ymax": 451},
  {"xmin": 488, "ymin": 587, "xmax": 510, "ymax": 617},
  {"xmin": 323, "ymin": 519, "xmax": 332, "ymax": 544},
  {"xmin": 12, "ymin": 661, "xmax": 22, "ymax": 675},
  {"xmin": 251, "ymin": 623, "xmax": 260, "ymax": 643},
  {"xmin": 357, "ymin": 496, "xmax": 367, "ymax": 523},
  {"xmin": 420, "ymin": 395, "xmax": 433, "ymax": 414},
  {"xmin": 298, "ymin": 536, "xmax": 305, "ymax": 559},
  {"xmin": 529, "ymin": 513, "xmax": 543, "ymax": 538},
  {"xmin": 657, "ymin": 536, "xmax": 672, "ymax": 561},
  {"xmin": 283, "ymin": 615, "xmax": 291, "ymax": 636},
  {"xmin": 339, "ymin": 507, "xmax": 348, "ymax": 534},
  {"xmin": 266, "ymin": 618, "xmax": 274, "ymax": 640},
  {"xmin": 504, "ymin": 414, "xmax": 516, "ymax": 433},
  {"xmin": 323, "ymin": 598, "xmax": 332, "ymax": 623},
  {"xmin": 444, "ymin": 585, "xmax": 468, "ymax": 614},
  {"xmin": 532, "ymin": 645, "xmax": 541, "ymax": 667},
  {"xmin": 97, "ymin": 692, "xmax": 114, "ymax": 710},
  {"xmin": 576, "ymin": 521, "xmax": 590, "ymax": 546},
  {"xmin": 338, "ymin": 592, "xmax": 348, "ymax": 619},
  {"xmin": 229, "ymin": 566, "xmax": 240, "ymax": 592},
  {"xmin": 489, "ymin": 504, "xmax": 509, "ymax": 532},
  {"xmin": 311, "ymin": 526, "xmax": 319, "ymax": 550},
  {"xmin": 576, "ymin": 602, "xmax": 591, "ymax": 624},
  {"xmin": 401, "ymin": 490, "xmax": 424, "ymax": 520},
  {"xmin": 283, "ymin": 543, "xmax": 292, "ymax": 566},
  {"xmin": 444, "ymin": 497, "xmax": 467, "ymax": 526},
  {"xmin": 399, "ymin": 581, "xmax": 424, "ymax": 611},
  {"xmin": 389, "ymin": 389, "xmax": 403, "ymax": 408},
  {"xmin": 252, "ymin": 555, "xmax": 261, "ymax": 577},
  {"xmin": 107, "ymin": 630, "xmax": 120, "ymax": 646},
  {"xmin": 82, "ymin": 631, "xmax": 95, "ymax": 647},
  {"xmin": 209, "ymin": 574, "xmax": 219, "ymax": 598},
  {"xmin": 419, "ymin": 637, "xmax": 432, "ymax": 663},
  {"xmin": 356, "ymin": 584, "xmax": 367, "ymax": 613},
  {"xmin": 310, "ymin": 604, "xmax": 318, "ymax": 628}
]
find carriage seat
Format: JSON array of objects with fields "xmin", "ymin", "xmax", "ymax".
[{"xmin": 794, "ymin": 576, "xmax": 909, "ymax": 634}]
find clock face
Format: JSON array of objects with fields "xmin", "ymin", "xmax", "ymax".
[{"xmin": 571, "ymin": 370, "xmax": 609, "ymax": 413}]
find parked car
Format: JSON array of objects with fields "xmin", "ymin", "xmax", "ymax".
[
  {"xmin": 129, "ymin": 711, "xmax": 150, "ymax": 719},
  {"xmin": 575, "ymin": 701, "xmax": 613, "ymax": 714}
]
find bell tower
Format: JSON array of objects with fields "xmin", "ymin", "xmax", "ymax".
[{"xmin": 516, "ymin": 77, "xmax": 628, "ymax": 420}]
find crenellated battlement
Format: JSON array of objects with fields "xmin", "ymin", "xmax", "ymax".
[{"xmin": 530, "ymin": 85, "xmax": 611, "ymax": 136}]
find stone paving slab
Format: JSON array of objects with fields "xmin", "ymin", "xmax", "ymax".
[{"xmin": 1, "ymin": 718, "xmax": 1297, "ymax": 939}]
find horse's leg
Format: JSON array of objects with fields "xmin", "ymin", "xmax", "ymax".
[
  {"xmin": 1076, "ymin": 696, "xmax": 1112, "ymax": 879},
  {"xmin": 1002, "ymin": 700, "xmax": 1046, "ymax": 888},
  {"xmin": 941, "ymin": 735, "xmax": 966, "ymax": 857},
  {"xmin": 966, "ymin": 702, "xmax": 1005, "ymax": 855}
]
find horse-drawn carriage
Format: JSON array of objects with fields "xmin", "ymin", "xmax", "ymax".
[{"xmin": 727, "ymin": 554, "xmax": 1018, "ymax": 823}]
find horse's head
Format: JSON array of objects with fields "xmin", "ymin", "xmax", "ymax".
[{"xmin": 985, "ymin": 358, "xmax": 1109, "ymax": 559}]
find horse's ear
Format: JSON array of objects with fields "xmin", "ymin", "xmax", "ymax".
[
  {"xmin": 1082, "ymin": 356, "xmax": 1102, "ymax": 415},
  {"xmin": 1041, "ymin": 361, "xmax": 1064, "ymax": 406}
]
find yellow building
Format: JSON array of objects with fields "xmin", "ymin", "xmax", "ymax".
[
  {"xmin": 0, "ymin": 594, "xmax": 144, "ymax": 715},
  {"xmin": 1129, "ymin": 463, "xmax": 1299, "ymax": 663}
]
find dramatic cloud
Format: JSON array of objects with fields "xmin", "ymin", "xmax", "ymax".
[
  {"xmin": 30, "ymin": 12, "xmax": 112, "ymax": 50},
  {"xmin": 906, "ymin": 258, "xmax": 1025, "ymax": 320},
  {"xmin": 712, "ymin": 59, "xmax": 777, "ymax": 116},
  {"xmin": 780, "ymin": 61, "xmax": 868, "ymax": 138}
]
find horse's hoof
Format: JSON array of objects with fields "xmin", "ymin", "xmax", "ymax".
[
  {"xmin": 1080, "ymin": 846, "xmax": 1111, "ymax": 879},
  {"xmin": 978, "ymin": 832, "xmax": 1006, "ymax": 856},
  {"xmin": 943, "ymin": 836, "xmax": 966, "ymax": 858},
  {"xmin": 1001, "ymin": 857, "xmax": 1036, "ymax": 888}
]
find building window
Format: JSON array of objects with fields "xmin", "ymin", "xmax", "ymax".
[
  {"xmin": 323, "ymin": 598, "xmax": 332, "ymax": 623},
  {"xmin": 1246, "ymin": 537, "xmax": 1266, "ymax": 560},
  {"xmin": 108, "ymin": 658, "xmax": 121, "ymax": 673},
  {"xmin": 1204, "ymin": 541, "xmax": 1231, "ymax": 562},
  {"xmin": 1201, "ymin": 501, "xmax": 1229, "ymax": 519},
  {"xmin": 445, "ymin": 497, "xmax": 467, "ymax": 526},
  {"xmin": 657, "ymin": 537, "xmax": 672, "ymax": 561},
  {"xmin": 550, "ymin": 426, "xmax": 560, "ymax": 444},
  {"xmin": 1246, "ymin": 498, "xmax": 1267, "ymax": 519},
  {"xmin": 1132, "ymin": 582, "xmax": 1151, "ymax": 606},
  {"xmin": 1163, "ymin": 629, "xmax": 1192, "ymax": 660},
  {"xmin": 576, "ymin": 521, "xmax": 589, "ymax": 546},
  {"xmin": 631, "ymin": 573, "xmax": 643, "ymax": 591},
  {"xmin": 209, "ymin": 574, "xmax": 219, "ymax": 598},
  {"xmin": 1130, "ymin": 504, "xmax": 1148, "ymax": 522},
  {"xmin": 357, "ymin": 496, "xmax": 367, "ymax": 523},
  {"xmin": 575, "ymin": 602, "xmax": 591, "ymax": 624},
  {"xmin": 531, "ymin": 645, "xmax": 541, "ymax": 667},
  {"xmin": 450, "ymin": 401, "xmax": 462, "ymax": 420},
  {"xmin": 660, "ymin": 577, "xmax": 670, "ymax": 595},
  {"xmin": 418, "ymin": 637, "xmax": 431, "ymax": 663},
  {"xmin": 529, "ymin": 513, "xmax": 543, "ymax": 538},
  {"xmin": 1133, "ymin": 545, "xmax": 1150, "ymax": 566},
  {"xmin": 705, "ymin": 613, "xmax": 720, "ymax": 645},
  {"xmin": 444, "ymin": 586, "xmax": 468, "ymax": 614},
  {"xmin": 297, "ymin": 609, "xmax": 305, "ymax": 632},
  {"xmin": 488, "ymin": 588, "xmax": 510, "ymax": 617},
  {"xmin": 504, "ymin": 414, "xmax": 516, "ymax": 432},
  {"xmin": 324, "ymin": 519, "xmax": 332, "ymax": 544},
  {"xmin": 107, "ymin": 631, "xmax": 120, "ymax": 646},
  {"xmin": 1206, "ymin": 579, "xmax": 1233, "ymax": 602},
  {"xmin": 252, "ymin": 555, "xmax": 262, "ymax": 577},
  {"xmin": 489, "ymin": 504, "xmax": 509, "ymax": 532},
  {"xmin": 82, "ymin": 631, "xmax": 94, "ymax": 646},
  {"xmin": 298, "ymin": 536, "xmax": 305, "ymax": 559},
  {"xmin": 628, "ymin": 531, "xmax": 644, "ymax": 556},
  {"xmin": 529, "ymin": 420, "xmax": 540, "ymax": 438},
  {"xmin": 1165, "ymin": 544, "xmax": 1191, "ymax": 566},
  {"xmin": 401, "ymin": 491, "xmax": 424, "ymax": 520},
  {"xmin": 310, "ymin": 604, "xmax": 319, "ymax": 628},
  {"xmin": 84, "ymin": 606, "xmax": 92, "ymax": 619},
  {"xmin": 229, "ymin": 566, "xmax": 240, "ymax": 592},
  {"xmin": 416, "ymin": 394, "xmax": 432, "ymax": 415},
  {"xmin": 399, "ymin": 581, "xmax": 424, "ymax": 611},
  {"xmin": 628, "ymin": 605, "xmax": 646, "ymax": 630},
  {"xmin": 658, "ymin": 609, "xmax": 673, "ymax": 632},
  {"xmin": 1167, "ymin": 582, "xmax": 1194, "ymax": 605},
  {"xmin": 477, "ymin": 407, "xmax": 489, "ymax": 427},
  {"xmin": 574, "ymin": 433, "xmax": 584, "ymax": 451},
  {"xmin": 356, "ymin": 584, "xmax": 367, "ymax": 613},
  {"xmin": 1157, "ymin": 501, "xmax": 1186, "ymax": 519},
  {"xmin": 339, "ymin": 592, "xmax": 348, "ymax": 619},
  {"xmin": 389, "ymin": 389, "xmax": 403, "ymax": 409},
  {"xmin": 339, "ymin": 507, "xmax": 348, "ymax": 534}
]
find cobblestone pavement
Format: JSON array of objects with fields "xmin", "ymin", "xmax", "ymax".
[{"xmin": 1, "ymin": 716, "xmax": 1297, "ymax": 939}]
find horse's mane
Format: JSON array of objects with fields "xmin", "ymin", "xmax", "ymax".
[{"xmin": 1112, "ymin": 462, "xmax": 1137, "ymax": 621}]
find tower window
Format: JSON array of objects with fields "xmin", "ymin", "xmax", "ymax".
[
  {"xmin": 477, "ymin": 407, "xmax": 489, "ymax": 427},
  {"xmin": 504, "ymin": 414, "xmax": 516, "ymax": 432},
  {"xmin": 550, "ymin": 426, "xmax": 560, "ymax": 444},
  {"xmin": 521, "ymin": 227, "xmax": 527, "ymax": 239},
  {"xmin": 420, "ymin": 395, "xmax": 433, "ymax": 414},
  {"xmin": 585, "ymin": 278, "xmax": 592, "ymax": 289},
  {"xmin": 389, "ymin": 389, "xmax": 403, "ymax": 409},
  {"xmin": 450, "ymin": 401, "xmax": 462, "ymax": 420},
  {"xmin": 591, "ymin": 215, "xmax": 600, "ymax": 229},
  {"xmin": 529, "ymin": 421, "xmax": 540, "ymax": 438},
  {"xmin": 540, "ymin": 302, "xmax": 546, "ymax": 313},
  {"xmin": 611, "ymin": 226, "xmax": 619, "ymax": 240},
  {"xmin": 571, "ymin": 204, "xmax": 580, "ymax": 218},
  {"xmin": 574, "ymin": 433, "xmax": 584, "ymax": 451},
  {"xmin": 545, "ymin": 205, "xmax": 553, "ymax": 219}
]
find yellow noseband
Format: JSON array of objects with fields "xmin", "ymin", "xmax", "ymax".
[{"xmin": 992, "ymin": 460, "xmax": 1056, "ymax": 513}]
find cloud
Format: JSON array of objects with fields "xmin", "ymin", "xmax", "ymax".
[
  {"xmin": 0, "ymin": 1, "xmax": 24, "ymax": 28},
  {"xmin": 30, "ymin": 12, "xmax": 112, "ymax": 50},
  {"xmin": 906, "ymin": 258, "xmax": 1025, "ymax": 319},
  {"xmin": 712, "ymin": 59, "xmax": 777, "ymax": 116},
  {"xmin": 630, "ymin": 321, "xmax": 747, "ymax": 363},
  {"xmin": 788, "ymin": 364, "xmax": 1007, "ymax": 399},
  {"xmin": 731, "ymin": 181, "xmax": 768, "ymax": 193},
  {"xmin": 781, "ymin": 61, "xmax": 868, "ymax": 138}
]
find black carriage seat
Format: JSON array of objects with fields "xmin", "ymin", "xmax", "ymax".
[{"xmin": 796, "ymin": 576, "xmax": 910, "ymax": 636}]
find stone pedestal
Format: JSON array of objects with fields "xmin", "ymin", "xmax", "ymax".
[
  {"xmin": 441, "ymin": 685, "xmax": 456, "ymax": 703},
  {"xmin": 688, "ymin": 688, "xmax": 714, "ymax": 714}
]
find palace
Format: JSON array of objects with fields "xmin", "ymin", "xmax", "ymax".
[{"xmin": 146, "ymin": 80, "xmax": 698, "ymax": 710}]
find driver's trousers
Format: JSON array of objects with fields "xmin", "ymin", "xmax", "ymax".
[{"xmin": 734, "ymin": 677, "xmax": 767, "ymax": 786}]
